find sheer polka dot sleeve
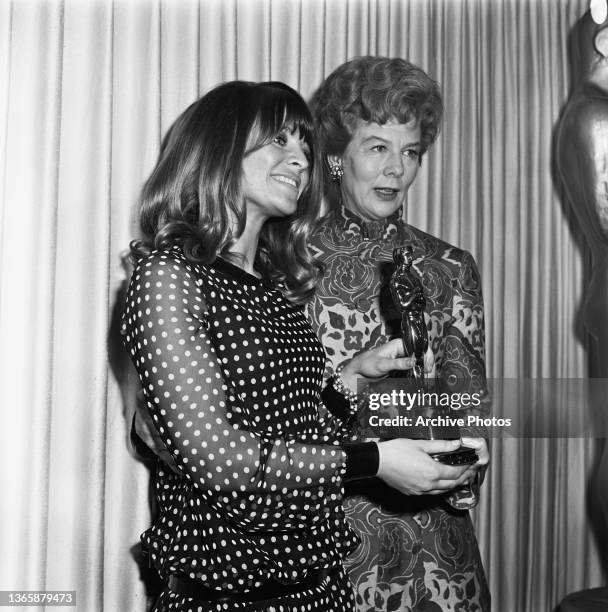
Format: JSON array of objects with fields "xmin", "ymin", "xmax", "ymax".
[
  {"xmin": 314, "ymin": 398, "xmax": 357, "ymax": 442},
  {"xmin": 122, "ymin": 250, "xmax": 351, "ymax": 531}
]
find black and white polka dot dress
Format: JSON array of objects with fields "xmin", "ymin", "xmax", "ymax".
[{"xmin": 122, "ymin": 249, "xmax": 358, "ymax": 612}]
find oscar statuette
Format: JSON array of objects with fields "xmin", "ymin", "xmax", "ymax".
[{"xmin": 389, "ymin": 246, "xmax": 477, "ymax": 465}]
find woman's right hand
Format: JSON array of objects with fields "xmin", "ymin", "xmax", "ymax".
[
  {"xmin": 376, "ymin": 438, "xmax": 475, "ymax": 495},
  {"xmin": 339, "ymin": 339, "xmax": 434, "ymax": 389}
]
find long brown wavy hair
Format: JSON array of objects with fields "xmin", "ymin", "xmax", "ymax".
[{"xmin": 131, "ymin": 80, "xmax": 323, "ymax": 303}]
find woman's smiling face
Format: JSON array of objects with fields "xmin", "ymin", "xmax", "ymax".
[
  {"xmin": 334, "ymin": 118, "xmax": 421, "ymax": 221},
  {"xmin": 241, "ymin": 128, "xmax": 310, "ymax": 223}
]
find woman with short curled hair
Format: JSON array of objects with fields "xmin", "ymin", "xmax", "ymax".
[{"xmin": 309, "ymin": 56, "xmax": 491, "ymax": 611}]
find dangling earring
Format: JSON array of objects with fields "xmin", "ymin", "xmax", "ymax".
[{"xmin": 329, "ymin": 160, "xmax": 343, "ymax": 183}]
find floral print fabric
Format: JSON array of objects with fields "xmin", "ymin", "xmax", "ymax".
[{"xmin": 307, "ymin": 206, "xmax": 491, "ymax": 611}]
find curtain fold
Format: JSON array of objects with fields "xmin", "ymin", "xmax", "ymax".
[{"xmin": 0, "ymin": 1, "xmax": 602, "ymax": 610}]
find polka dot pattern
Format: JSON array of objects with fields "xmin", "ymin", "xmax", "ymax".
[
  {"xmin": 152, "ymin": 567, "xmax": 354, "ymax": 612},
  {"xmin": 122, "ymin": 249, "xmax": 358, "ymax": 611}
]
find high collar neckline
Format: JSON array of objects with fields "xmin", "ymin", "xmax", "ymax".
[{"xmin": 334, "ymin": 205, "xmax": 403, "ymax": 240}]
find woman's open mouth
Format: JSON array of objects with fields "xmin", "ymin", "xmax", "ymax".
[{"xmin": 374, "ymin": 187, "xmax": 400, "ymax": 201}]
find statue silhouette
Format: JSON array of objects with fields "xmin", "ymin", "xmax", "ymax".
[
  {"xmin": 557, "ymin": 10, "xmax": 608, "ymax": 378},
  {"xmin": 557, "ymin": 8, "xmax": 608, "ymax": 609}
]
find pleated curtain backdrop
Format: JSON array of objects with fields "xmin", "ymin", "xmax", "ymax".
[{"xmin": 0, "ymin": 1, "xmax": 602, "ymax": 611}]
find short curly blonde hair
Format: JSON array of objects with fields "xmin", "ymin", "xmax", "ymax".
[{"xmin": 311, "ymin": 56, "xmax": 443, "ymax": 161}]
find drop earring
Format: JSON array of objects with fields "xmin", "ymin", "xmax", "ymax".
[{"xmin": 329, "ymin": 160, "xmax": 343, "ymax": 183}]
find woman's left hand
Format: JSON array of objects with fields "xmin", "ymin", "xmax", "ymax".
[
  {"xmin": 461, "ymin": 436, "xmax": 490, "ymax": 484},
  {"xmin": 339, "ymin": 339, "xmax": 434, "ymax": 388},
  {"xmin": 461, "ymin": 437, "xmax": 489, "ymax": 464}
]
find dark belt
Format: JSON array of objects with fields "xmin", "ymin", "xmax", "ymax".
[{"xmin": 167, "ymin": 568, "xmax": 328, "ymax": 603}]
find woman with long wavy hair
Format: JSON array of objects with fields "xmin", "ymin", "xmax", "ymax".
[{"xmin": 122, "ymin": 80, "xmax": 475, "ymax": 612}]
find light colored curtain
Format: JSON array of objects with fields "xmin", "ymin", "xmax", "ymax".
[{"xmin": 0, "ymin": 0, "xmax": 601, "ymax": 610}]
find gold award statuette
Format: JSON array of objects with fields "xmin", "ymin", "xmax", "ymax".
[{"xmin": 390, "ymin": 246, "xmax": 477, "ymax": 466}]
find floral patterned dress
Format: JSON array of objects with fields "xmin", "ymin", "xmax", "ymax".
[{"xmin": 307, "ymin": 206, "xmax": 491, "ymax": 612}]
